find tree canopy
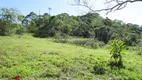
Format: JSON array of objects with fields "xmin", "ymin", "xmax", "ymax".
[{"xmin": 0, "ymin": 7, "xmax": 141, "ymax": 46}]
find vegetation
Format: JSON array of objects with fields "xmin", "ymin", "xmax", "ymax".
[
  {"xmin": 109, "ymin": 40, "xmax": 126, "ymax": 69},
  {"xmin": 0, "ymin": 6, "xmax": 142, "ymax": 79},
  {"xmin": 0, "ymin": 35, "xmax": 142, "ymax": 80},
  {"xmin": 0, "ymin": 7, "xmax": 141, "ymax": 45}
]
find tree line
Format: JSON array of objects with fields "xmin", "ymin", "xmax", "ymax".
[{"xmin": 0, "ymin": 7, "xmax": 142, "ymax": 46}]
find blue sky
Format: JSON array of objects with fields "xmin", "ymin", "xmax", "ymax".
[{"xmin": 0, "ymin": 0, "xmax": 142, "ymax": 25}]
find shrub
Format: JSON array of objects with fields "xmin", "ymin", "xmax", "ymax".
[
  {"xmin": 54, "ymin": 38, "xmax": 68, "ymax": 43},
  {"xmin": 93, "ymin": 57, "xmax": 107, "ymax": 75},
  {"xmin": 109, "ymin": 40, "xmax": 126, "ymax": 69},
  {"xmin": 136, "ymin": 47, "xmax": 142, "ymax": 55},
  {"xmin": 72, "ymin": 39, "xmax": 88, "ymax": 46},
  {"xmin": 93, "ymin": 41, "xmax": 105, "ymax": 49},
  {"xmin": 134, "ymin": 40, "xmax": 142, "ymax": 55},
  {"xmin": 16, "ymin": 27, "xmax": 26, "ymax": 35},
  {"xmin": 53, "ymin": 33, "xmax": 69, "ymax": 43},
  {"xmin": 41, "ymin": 66, "xmax": 61, "ymax": 78},
  {"xmin": 71, "ymin": 39, "xmax": 104, "ymax": 49}
]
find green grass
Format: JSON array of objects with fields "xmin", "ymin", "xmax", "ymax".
[{"xmin": 0, "ymin": 34, "xmax": 142, "ymax": 80}]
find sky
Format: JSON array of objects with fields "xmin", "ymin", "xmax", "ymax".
[{"xmin": 0, "ymin": 0, "xmax": 142, "ymax": 25}]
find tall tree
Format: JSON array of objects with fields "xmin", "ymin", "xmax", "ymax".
[{"xmin": 0, "ymin": 7, "xmax": 19, "ymax": 35}]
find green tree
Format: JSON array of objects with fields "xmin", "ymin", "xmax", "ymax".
[
  {"xmin": 95, "ymin": 26, "xmax": 112, "ymax": 44},
  {"xmin": 0, "ymin": 7, "xmax": 19, "ymax": 35},
  {"xmin": 109, "ymin": 40, "xmax": 126, "ymax": 69},
  {"xmin": 34, "ymin": 16, "xmax": 61, "ymax": 37},
  {"xmin": 25, "ymin": 12, "xmax": 38, "ymax": 33}
]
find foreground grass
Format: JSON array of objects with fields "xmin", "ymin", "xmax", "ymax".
[{"xmin": 0, "ymin": 35, "xmax": 142, "ymax": 80}]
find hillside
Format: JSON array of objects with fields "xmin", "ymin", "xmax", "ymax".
[{"xmin": 0, "ymin": 35, "xmax": 142, "ymax": 80}]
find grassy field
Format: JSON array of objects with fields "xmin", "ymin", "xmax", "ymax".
[{"xmin": 0, "ymin": 34, "xmax": 142, "ymax": 80}]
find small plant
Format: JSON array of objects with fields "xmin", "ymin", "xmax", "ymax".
[
  {"xmin": 109, "ymin": 40, "xmax": 126, "ymax": 69},
  {"xmin": 41, "ymin": 66, "xmax": 61, "ymax": 78},
  {"xmin": 92, "ymin": 57, "xmax": 107, "ymax": 75}
]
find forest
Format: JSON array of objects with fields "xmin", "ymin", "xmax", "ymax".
[
  {"xmin": 0, "ymin": 7, "xmax": 142, "ymax": 45},
  {"xmin": 0, "ymin": 7, "xmax": 142, "ymax": 79}
]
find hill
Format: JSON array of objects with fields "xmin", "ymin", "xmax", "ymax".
[{"xmin": 0, "ymin": 35, "xmax": 142, "ymax": 80}]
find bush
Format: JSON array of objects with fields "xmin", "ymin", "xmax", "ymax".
[
  {"xmin": 72, "ymin": 39, "xmax": 88, "ymax": 46},
  {"xmin": 109, "ymin": 40, "xmax": 126, "ymax": 69},
  {"xmin": 93, "ymin": 41, "xmax": 105, "ymax": 49},
  {"xmin": 71, "ymin": 39, "xmax": 104, "ymax": 49},
  {"xmin": 52, "ymin": 36, "xmax": 105, "ymax": 49},
  {"xmin": 136, "ymin": 40, "xmax": 142, "ymax": 55},
  {"xmin": 53, "ymin": 33, "xmax": 69, "ymax": 43},
  {"xmin": 92, "ymin": 57, "xmax": 107, "ymax": 75},
  {"xmin": 54, "ymin": 38, "xmax": 68, "ymax": 43},
  {"xmin": 136, "ymin": 47, "xmax": 142, "ymax": 55},
  {"xmin": 41, "ymin": 66, "xmax": 61, "ymax": 78},
  {"xmin": 16, "ymin": 27, "xmax": 26, "ymax": 35}
]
